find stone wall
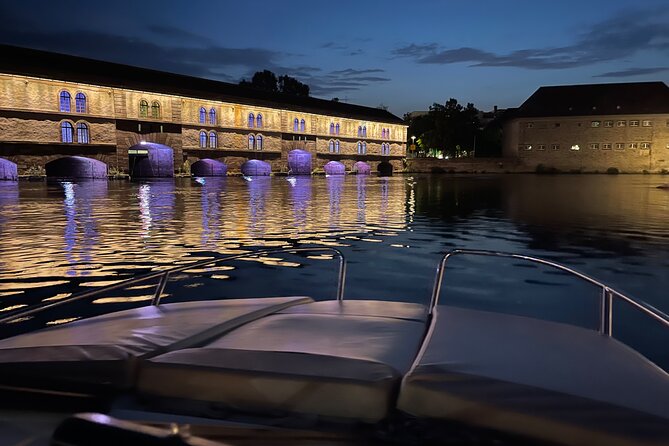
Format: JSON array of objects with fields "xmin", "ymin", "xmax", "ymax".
[
  {"xmin": 504, "ymin": 115, "xmax": 669, "ymax": 173},
  {"xmin": 406, "ymin": 157, "xmax": 524, "ymax": 173}
]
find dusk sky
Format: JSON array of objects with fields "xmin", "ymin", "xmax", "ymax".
[{"xmin": 2, "ymin": 1, "xmax": 669, "ymax": 116}]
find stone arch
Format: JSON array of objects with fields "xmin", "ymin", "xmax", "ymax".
[
  {"xmin": 45, "ymin": 156, "xmax": 107, "ymax": 179},
  {"xmin": 128, "ymin": 142, "xmax": 174, "ymax": 178},
  {"xmin": 377, "ymin": 161, "xmax": 393, "ymax": 177}
]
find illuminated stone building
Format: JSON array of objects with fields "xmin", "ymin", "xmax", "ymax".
[
  {"xmin": 0, "ymin": 45, "xmax": 406, "ymax": 176},
  {"xmin": 503, "ymin": 82, "xmax": 669, "ymax": 173}
]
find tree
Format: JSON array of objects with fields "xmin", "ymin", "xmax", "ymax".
[
  {"xmin": 278, "ymin": 75, "xmax": 309, "ymax": 97},
  {"xmin": 406, "ymin": 98, "xmax": 482, "ymax": 158},
  {"xmin": 239, "ymin": 70, "xmax": 310, "ymax": 97}
]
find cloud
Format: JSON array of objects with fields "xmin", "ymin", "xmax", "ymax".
[
  {"xmin": 593, "ymin": 67, "xmax": 669, "ymax": 78},
  {"xmin": 285, "ymin": 67, "xmax": 392, "ymax": 97},
  {"xmin": 393, "ymin": 7, "xmax": 669, "ymax": 70}
]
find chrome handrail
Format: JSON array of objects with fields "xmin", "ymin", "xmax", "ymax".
[
  {"xmin": 0, "ymin": 247, "xmax": 347, "ymax": 325},
  {"xmin": 429, "ymin": 249, "xmax": 669, "ymax": 337}
]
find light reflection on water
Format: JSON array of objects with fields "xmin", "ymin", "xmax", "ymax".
[{"xmin": 0, "ymin": 174, "xmax": 668, "ymax": 320}]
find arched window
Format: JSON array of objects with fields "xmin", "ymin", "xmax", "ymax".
[
  {"xmin": 248, "ymin": 134, "xmax": 255, "ymax": 150},
  {"xmin": 151, "ymin": 101, "xmax": 161, "ymax": 119},
  {"xmin": 386, "ymin": 144, "xmax": 391, "ymax": 155},
  {"xmin": 199, "ymin": 131, "xmax": 207, "ymax": 148},
  {"xmin": 256, "ymin": 114, "xmax": 263, "ymax": 128},
  {"xmin": 209, "ymin": 108, "xmax": 216, "ymax": 125},
  {"xmin": 199, "ymin": 107, "xmax": 206, "ymax": 123},
  {"xmin": 381, "ymin": 129, "xmax": 385, "ymax": 139},
  {"xmin": 357, "ymin": 126, "xmax": 362, "ymax": 137},
  {"xmin": 329, "ymin": 140, "xmax": 334, "ymax": 153},
  {"xmin": 330, "ymin": 123, "xmax": 335, "ymax": 135},
  {"xmin": 139, "ymin": 100, "xmax": 149, "ymax": 118},
  {"xmin": 209, "ymin": 131, "xmax": 217, "ymax": 148},
  {"xmin": 362, "ymin": 142, "xmax": 367, "ymax": 154},
  {"xmin": 293, "ymin": 118, "xmax": 299, "ymax": 132},
  {"xmin": 60, "ymin": 121, "xmax": 74, "ymax": 143},
  {"xmin": 335, "ymin": 140, "xmax": 340, "ymax": 153},
  {"xmin": 59, "ymin": 91, "xmax": 71, "ymax": 112},
  {"xmin": 248, "ymin": 113, "xmax": 255, "ymax": 128},
  {"xmin": 362, "ymin": 126, "xmax": 367, "ymax": 137},
  {"xmin": 357, "ymin": 141, "xmax": 362, "ymax": 154},
  {"xmin": 300, "ymin": 119, "xmax": 305, "ymax": 132},
  {"xmin": 76, "ymin": 122, "xmax": 89, "ymax": 144},
  {"xmin": 75, "ymin": 93, "xmax": 86, "ymax": 113},
  {"xmin": 256, "ymin": 134, "xmax": 263, "ymax": 150},
  {"xmin": 335, "ymin": 123, "xmax": 340, "ymax": 135}
]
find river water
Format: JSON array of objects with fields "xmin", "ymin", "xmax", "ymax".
[{"xmin": 0, "ymin": 174, "xmax": 668, "ymax": 338}]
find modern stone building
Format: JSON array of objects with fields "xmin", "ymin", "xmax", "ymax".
[
  {"xmin": 0, "ymin": 45, "xmax": 406, "ymax": 176},
  {"xmin": 503, "ymin": 82, "xmax": 669, "ymax": 173}
]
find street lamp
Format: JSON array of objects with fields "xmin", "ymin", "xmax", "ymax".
[{"xmin": 411, "ymin": 135, "xmax": 416, "ymax": 158}]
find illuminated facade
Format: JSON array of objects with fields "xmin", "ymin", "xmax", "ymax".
[
  {"xmin": 503, "ymin": 82, "xmax": 669, "ymax": 173},
  {"xmin": 0, "ymin": 45, "xmax": 407, "ymax": 175}
]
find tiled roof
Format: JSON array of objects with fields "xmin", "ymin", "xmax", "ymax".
[
  {"xmin": 0, "ymin": 45, "xmax": 404, "ymax": 124},
  {"xmin": 513, "ymin": 82, "xmax": 669, "ymax": 118}
]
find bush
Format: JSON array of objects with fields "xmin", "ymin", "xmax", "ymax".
[{"xmin": 606, "ymin": 167, "xmax": 619, "ymax": 175}]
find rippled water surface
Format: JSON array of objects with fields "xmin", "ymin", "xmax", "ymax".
[{"xmin": 1, "ymin": 174, "xmax": 669, "ymax": 329}]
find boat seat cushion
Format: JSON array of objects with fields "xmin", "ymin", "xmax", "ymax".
[
  {"xmin": 138, "ymin": 301, "xmax": 427, "ymax": 422},
  {"xmin": 0, "ymin": 297, "xmax": 312, "ymax": 389},
  {"xmin": 397, "ymin": 305, "xmax": 669, "ymax": 446}
]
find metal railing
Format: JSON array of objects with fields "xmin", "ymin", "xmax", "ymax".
[
  {"xmin": 0, "ymin": 247, "xmax": 347, "ymax": 325},
  {"xmin": 429, "ymin": 249, "xmax": 669, "ymax": 338}
]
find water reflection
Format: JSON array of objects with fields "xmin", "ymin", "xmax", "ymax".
[
  {"xmin": 137, "ymin": 181, "xmax": 176, "ymax": 239},
  {"xmin": 290, "ymin": 177, "xmax": 312, "ymax": 231},
  {"xmin": 327, "ymin": 175, "xmax": 344, "ymax": 228},
  {"xmin": 248, "ymin": 177, "xmax": 270, "ymax": 238},
  {"xmin": 198, "ymin": 177, "xmax": 226, "ymax": 246},
  {"xmin": 61, "ymin": 181, "xmax": 107, "ymax": 276},
  {"xmin": 356, "ymin": 175, "xmax": 367, "ymax": 224}
]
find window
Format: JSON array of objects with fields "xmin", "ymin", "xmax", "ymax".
[
  {"xmin": 358, "ymin": 126, "xmax": 363, "ymax": 137},
  {"xmin": 60, "ymin": 121, "xmax": 74, "ymax": 143},
  {"xmin": 357, "ymin": 142, "xmax": 362, "ymax": 154},
  {"xmin": 551, "ymin": 144, "xmax": 560, "ymax": 150},
  {"xmin": 382, "ymin": 143, "xmax": 391, "ymax": 155},
  {"xmin": 615, "ymin": 143, "xmax": 624, "ymax": 150},
  {"xmin": 604, "ymin": 120, "xmax": 613, "ymax": 127},
  {"xmin": 330, "ymin": 123, "xmax": 335, "ymax": 135},
  {"xmin": 591, "ymin": 121, "xmax": 601, "ymax": 128},
  {"xmin": 199, "ymin": 107, "xmax": 206, "ymax": 124},
  {"xmin": 300, "ymin": 119, "xmax": 306, "ymax": 132},
  {"xmin": 570, "ymin": 145, "xmax": 580, "ymax": 151},
  {"xmin": 209, "ymin": 108, "xmax": 217, "ymax": 125},
  {"xmin": 293, "ymin": 118, "xmax": 299, "ymax": 132},
  {"xmin": 248, "ymin": 134, "xmax": 255, "ymax": 150},
  {"xmin": 362, "ymin": 141, "xmax": 367, "ymax": 154},
  {"xmin": 386, "ymin": 128, "xmax": 391, "ymax": 139},
  {"xmin": 629, "ymin": 120, "xmax": 639, "ymax": 127},
  {"xmin": 329, "ymin": 140, "xmax": 335, "ymax": 153},
  {"xmin": 76, "ymin": 122, "xmax": 89, "ymax": 144},
  {"xmin": 59, "ymin": 91, "xmax": 71, "ymax": 112},
  {"xmin": 641, "ymin": 142, "xmax": 651, "ymax": 149},
  {"xmin": 209, "ymin": 131, "xmax": 217, "ymax": 148},
  {"xmin": 589, "ymin": 143, "xmax": 599, "ymax": 149},
  {"xmin": 248, "ymin": 113, "xmax": 255, "ymax": 128},
  {"xmin": 520, "ymin": 144, "xmax": 532, "ymax": 151},
  {"xmin": 256, "ymin": 134, "xmax": 263, "ymax": 150},
  {"xmin": 538, "ymin": 144, "xmax": 546, "ymax": 150},
  {"xmin": 381, "ymin": 129, "xmax": 386, "ymax": 139},
  {"xmin": 151, "ymin": 101, "xmax": 161, "ymax": 119},
  {"xmin": 602, "ymin": 143, "xmax": 612, "ymax": 150},
  {"xmin": 526, "ymin": 122, "xmax": 534, "ymax": 128},
  {"xmin": 629, "ymin": 142, "xmax": 638, "ymax": 149},
  {"xmin": 75, "ymin": 93, "xmax": 86, "ymax": 113},
  {"xmin": 642, "ymin": 120, "xmax": 652, "ymax": 127},
  {"xmin": 335, "ymin": 123, "xmax": 340, "ymax": 135},
  {"xmin": 199, "ymin": 131, "xmax": 207, "ymax": 148},
  {"xmin": 335, "ymin": 140, "xmax": 340, "ymax": 153},
  {"xmin": 256, "ymin": 114, "xmax": 263, "ymax": 128},
  {"xmin": 362, "ymin": 126, "xmax": 367, "ymax": 137},
  {"xmin": 139, "ymin": 100, "xmax": 149, "ymax": 118},
  {"xmin": 616, "ymin": 120, "xmax": 626, "ymax": 127}
]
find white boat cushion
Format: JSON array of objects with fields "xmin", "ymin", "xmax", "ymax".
[
  {"xmin": 0, "ymin": 297, "xmax": 312, "ymax": 388},
  {"xmin": 398, "ymin": 305, "xmax": 669, "ymax": 446},
  {"xmin": 138, "ymin": 301, "xmax": 427, "ymax": 422}
]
